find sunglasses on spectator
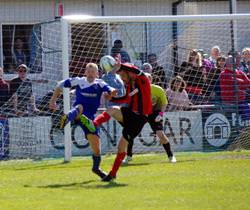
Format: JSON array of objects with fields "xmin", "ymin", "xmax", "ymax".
[{"xmin": 18, "ymin": 69, "xmax": 27, "ymax": 73}]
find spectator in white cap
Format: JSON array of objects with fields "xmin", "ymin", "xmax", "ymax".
[{"xmin": 141, "ymin": 63, "xmax": 153, "ymax": 74}]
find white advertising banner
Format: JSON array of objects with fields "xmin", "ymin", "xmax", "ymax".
[
  {"xmin": 8, "ymin": 116, "xmax": 109, "ymax": 159},
  {"xmin": 107, "ymin": 110, "xmax": 203, "ymax": 153},
  {"xmin": 7, "ymin": 110, "xmax": 203, "ymax": 159}
]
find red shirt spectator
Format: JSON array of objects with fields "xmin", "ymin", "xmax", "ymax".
[{"xmin": 220, "ymin": 56, "xmax": 250, "ymax": 103}]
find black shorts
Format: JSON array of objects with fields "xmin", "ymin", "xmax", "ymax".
[
  {"xmin": 147, "ymin": 111, "xmax": 163, "ymax": 132},
  {"xmin": 120, "ymin": 107, "xmax": 148, "ymax": 142}
]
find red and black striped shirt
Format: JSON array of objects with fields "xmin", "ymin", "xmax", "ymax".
[{"xmin": 112, "ymin": 64, "xmax": 152, "ymax": 116}]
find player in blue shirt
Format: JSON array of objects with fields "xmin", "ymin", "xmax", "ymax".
[{"xmin": 49, "ymin": 63, "xmax": 117, "ymax": 179}]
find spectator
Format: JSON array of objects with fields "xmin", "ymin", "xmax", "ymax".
[
  {"xmin": 219, "ymin": 56, "xmax": 250, "ymax": 120},
  {"xmin": 208, "ymin": 46, "xmax": 221, "ymax": 67},
  {"xmin": 12, "ymin": 38, "xmax": 27, "ymax": 67},
  {"xmin": 166, "ymin": 76, "xmax": 191, "ymax": 111},
  {"xmin": 141, "ymin": 63, "xmax": 153, "ymax": 73},
  {"xmin": 197, "ymin": 49, "xmax": 213, "ymax": 73},
  {"xmin": 176, "ymin": 49, "xmax": 206, "ymax": 104},
  {"xmin": 204, "ymin": 55, "xmax": 226, "ymax": 102},
  {"xmin": 148, "ymin": 53, "xmax": 167, "ymax": 89},
  {"xmin": 111, "ymin": 40, "xmax": 131, "ymax": 63},
  {"xmin": 0, "ymin": 67, "xmax": 10, "ymax": 107},
  {"xmin": 9, "ymin": 64, "xmax": 39, "ymax": 116},
  {"xmin": 228, "ymin": 50, "xmax": 241, "ymax": 68},
  {"xmin": 240, "ymin": 47, "xmax": 250, "ymax": 76}
]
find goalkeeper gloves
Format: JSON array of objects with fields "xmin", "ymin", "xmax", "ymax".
[{"xmin": 155, "ymin": 111, "xmax": 164, "ymax": 122}]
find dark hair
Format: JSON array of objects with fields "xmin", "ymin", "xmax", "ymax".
[
  {"xmin": 148, "ymin": 53, "xmax": 157, "ymax": 59},
  {"xmin": 15, "ymin": 37, "xmax": 23, "ymax": 42},
  {"xmin": 227, "ymin": 50, "xmax": 240, "ymax": 57},
  {"xmin": 169, "ymin": 76, "xmax": 186, "ymax": 92},
  {"xmin": 114, "ymin": 40, "xmax": 122, "ymax": 44},
  {"xmin": 216, "ymin": 55, "xmax": 226, "ymax": 68}
]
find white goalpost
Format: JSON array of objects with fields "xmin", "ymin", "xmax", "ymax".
[
  {"xmin": 1, "ymin": 13, "xmax": 250, "ymax": 162},
  {"xmin": 61, "ymin": 19, "xmax": 71, "ymax": 162}
]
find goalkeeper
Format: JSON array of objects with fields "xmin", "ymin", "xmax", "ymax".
[
  {"xmin": 49, "ymin": 63, "xmax": 117, "ymax": 179},
  {"xmin": 123, "ymin": 73, "xmax": 176, "ymax": 164}
]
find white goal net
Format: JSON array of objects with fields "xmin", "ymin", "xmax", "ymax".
[{"xmin": 1, "ymin": 14, "xmax": 250, "ymax": 161}]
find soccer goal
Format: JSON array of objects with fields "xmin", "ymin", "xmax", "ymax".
[{"xmin": 1, "ymin": 13, "xmax": 250, "ymax": 162}]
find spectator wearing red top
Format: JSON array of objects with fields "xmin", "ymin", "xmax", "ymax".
[
  {"xmin": 219, "ymin": 56, "xmax": 250, "ymax": 120},
  {"xmin": 92, "ymin": 62, "xmax": 152, "ymax": 181}
]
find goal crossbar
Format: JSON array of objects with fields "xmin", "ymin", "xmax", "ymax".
[{"xmin": 63, "ymin": 13, "xmax": 250, "ymax": 23}]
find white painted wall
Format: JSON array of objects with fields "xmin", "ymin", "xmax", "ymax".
[{"xmin": 0, "ymin": 0, "xmax": 55, "ymax": 23}]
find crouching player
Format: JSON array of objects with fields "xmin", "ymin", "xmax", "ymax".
[
  {"xmin": 49, "ymin": 63, "xmax": 117, "ymax": 179},
  {"xmin": 123, "ymin": 73, "xmax": 176, "ymax": 164}
]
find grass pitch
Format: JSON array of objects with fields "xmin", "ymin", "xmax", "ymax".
[{"xmin": 0, "ymin": 151, "xmax": 250, "ymax": 210}]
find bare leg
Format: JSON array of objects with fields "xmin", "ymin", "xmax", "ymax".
[
  {"xmin": 156, "ymin": 130, "xmax": 169, "ymax": 145},
  {"xmin": 106, "ymin": 106, "xmax": 123, "ymax": 123},
  {"xmin": 87, "ymin": 134, "xmax": 101, "ymax": 156}
]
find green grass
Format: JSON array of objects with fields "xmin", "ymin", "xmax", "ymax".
[{"xmin": 0, "ymin": 151, "xmax": 250, "ymax": 210}]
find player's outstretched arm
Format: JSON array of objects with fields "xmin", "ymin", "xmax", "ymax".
[
  {"xmin": 49, "ymin": 86, "xmax": 62, "ymax": 111},
  {"xmin": 49, "ymin": 78, "xmax": 74, "ymax": 111}
]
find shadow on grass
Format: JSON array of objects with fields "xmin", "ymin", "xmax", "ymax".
[
  {"xmin": 26, "ymin": 180, "xmax": 128, "ymax": 189},
  {"xmin": 169, "ymin": 159, "xmax": 197, "ymax": 163},
  {"xmin": 121, "ymin": 162, "xmax": 150, "ymax": 167},
  {"xmin": 122, "ymin": 159, "xmax": 197, "ymax": 167},
  {"xmin": 11, "ymin": 161, "xmax": 85, "ymax": 171},
  {"xmin": 85, "ymin": 181, "xmax": 128, "ymax": 189}
]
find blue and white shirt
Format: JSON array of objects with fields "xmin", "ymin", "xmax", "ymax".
[
  {"xmin": 102, "ymin": 72, "xmax": 124, "ymax": 97},
  {"xmin": 102, "ymin": 72, "xmax": 125, "ymax": 107},
  {"xmin": 63, "ymin": 77, "xmax": 113, "ymax": 119}
]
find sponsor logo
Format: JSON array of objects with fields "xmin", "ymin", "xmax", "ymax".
[
  {"xmin": 204, "ymin": 113, "xmax": 231, "ymax": 147},
  {"xmin": 129, "ymin": 88, "xmax": 138, "ymax": 96},
  {"xmin": 231, "ymin": 113, "xmax": 250, "ymax": 127},
  {"xmin": 80, "ymin": 92, "xmax": 97, "ymax": 97}
]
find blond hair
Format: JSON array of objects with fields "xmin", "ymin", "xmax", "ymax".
[
  {"xmin": 242, "ymin": 47, "xmax": 250, "ymax": 54},
  {"xmin": 86, "ymin": 63, "xmax": 98, "ymax": 71},
  {"xmin": 187, "ymin": 49, "xmax": 202, "ymax": 67},
  {"xmin": 145, "ymin": 72, "xmax": 152, "ymax": 82}
]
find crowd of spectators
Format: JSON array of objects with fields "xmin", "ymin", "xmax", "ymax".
[
  {"xmin": 107, "ymin": 41, "xmax": 250, "ymax": 119},
  {"xmin": 1, "ymin": 38, "xmax": 250, "ymax": 119}
]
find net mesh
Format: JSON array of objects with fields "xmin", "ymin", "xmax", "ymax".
[{"xmin": 1, "ymin": 15, "xmax": 250, "ymax": 160}]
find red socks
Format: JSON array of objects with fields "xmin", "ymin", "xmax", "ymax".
[
  {"xmin": 93, "ymin": 111, "xmax": 111, "ymax": 127},
  {"xmin": 110, "ymin": 152, "xmax": 126, "ymax": 177}
]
